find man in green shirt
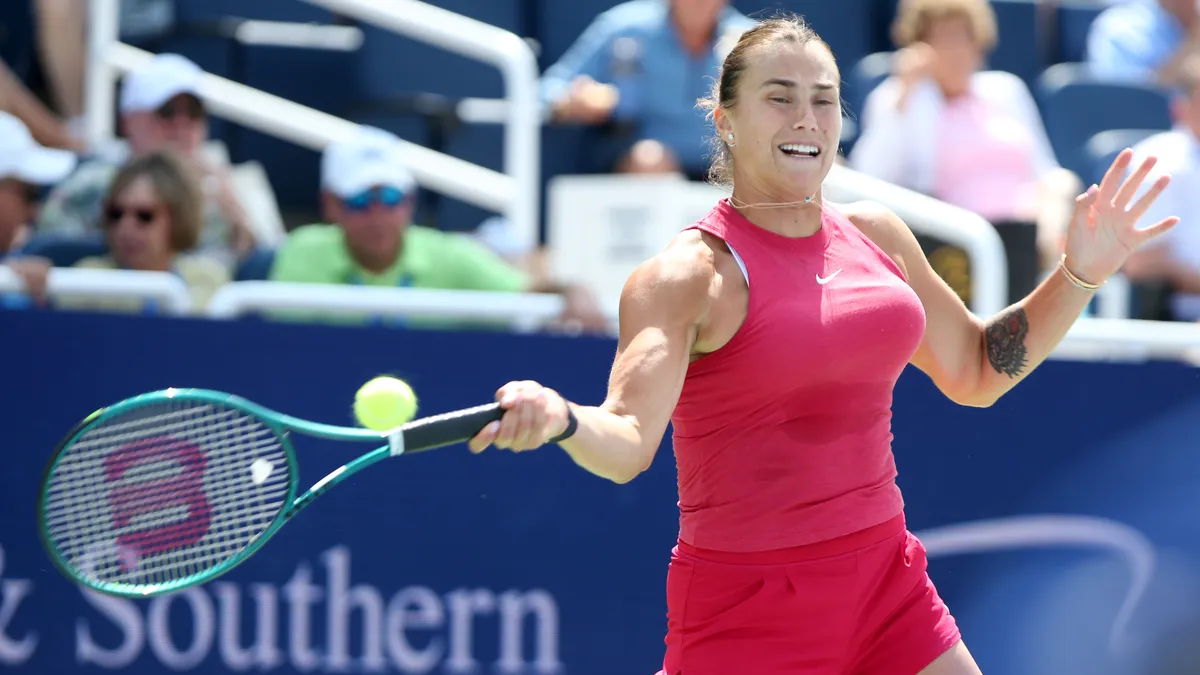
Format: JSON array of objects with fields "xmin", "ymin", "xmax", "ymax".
[{"xmin": 270, "ymin": 126, "xmax": 604, "ymax": 329}]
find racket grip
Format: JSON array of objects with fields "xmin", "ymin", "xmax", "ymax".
[{"xmin": 397, "ymin": 402, "xmax": 505, "ymax": 454}]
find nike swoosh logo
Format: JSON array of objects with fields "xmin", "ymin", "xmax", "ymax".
[{"xmin": 815, "ymin": 269, "xmax": 841, "ymax": 285}]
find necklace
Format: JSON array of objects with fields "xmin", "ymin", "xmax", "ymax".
[{"xmin": 728, "ymin": 193, "xmax": 819, "ymax": 210}]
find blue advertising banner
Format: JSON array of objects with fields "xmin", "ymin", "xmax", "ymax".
[{"xmin": 2, "ymin": 310, "xmax": 1200, "ymax": 675}]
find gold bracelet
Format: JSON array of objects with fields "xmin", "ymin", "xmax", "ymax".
[{"xmin": 1059, "ymin": 254, "xmax": 1103, "ymax": 291}]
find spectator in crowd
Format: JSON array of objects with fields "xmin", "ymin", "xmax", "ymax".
[
  {"xmin": 270, "ymin": 126, "xmax": 607, "ymax": 331},
  {"xmin": 1121, "ymin": 54, "xmax": 1200, "ymax": 320},
  {"xmin": 37, "ymin": 53, "xmax": 256, "ymax": 264},
  {"xmin": 849, "ymin": 0, "xmax": 1080, "ymax": 304},
  {"xmin": 1087, "ymin": 0, "xmax": 1199, "ymax": 87},
  {"xmin": 540, "ymin": 0, "xmax": 755, "ymax": 178},
  {"xmin": 62, "ymin": 151, "xmax": 229, "ymax": 314},
  {"xmin": 0, "ymin": 110, "xmax": 77, "ymax": 305}
]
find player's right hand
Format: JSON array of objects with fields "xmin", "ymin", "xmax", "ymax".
[{"xmin": 468, "ymin": 380, "xmax": 571, "ymax": 454}]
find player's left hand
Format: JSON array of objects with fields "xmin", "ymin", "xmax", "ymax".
[
  {"xmin": 467, "ymin": 380, "xmax": 570, "ymax": 454},
  {"xmin": 1062, "ymin": 148, "xmax": 1180, "ymax": 285}
]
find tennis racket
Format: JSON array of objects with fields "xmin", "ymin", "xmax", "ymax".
[{"xmin": 37, "ymin": 387, "xmax": 502, "ymax": 599}]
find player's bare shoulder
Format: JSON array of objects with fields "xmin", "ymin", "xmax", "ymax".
[
  {"xmin": 839, "ymin": 200, "xmax": 902, "ymax": 246},
  {"xmin": 620, "ymin": 229, "xmax": 719, "ymax": 326}
]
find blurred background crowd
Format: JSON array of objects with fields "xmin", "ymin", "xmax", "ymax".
[{"xmin": 0, "ymin": 0, "xmax": 1196, "ymax": 329}]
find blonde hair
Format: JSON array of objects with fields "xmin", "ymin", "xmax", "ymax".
[
  {"xmin": 697, "ymin": 13, "xmax": 835, "ymax": 187},
  {"xmin": 105, "ymin": 151, "xmax": 205, "ymax": 252},
  {"xmin": 891, "ymin": 0, "xmax": 999, "ymax": 52}
]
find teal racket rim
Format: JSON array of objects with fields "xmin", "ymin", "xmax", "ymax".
[
  {"xmin": 37, "ymin": 388, "xmax": 308, "ymax": 599},
  {"xmin": 38, "ymin": 387, "xmax": 498, "ymax": 599}
]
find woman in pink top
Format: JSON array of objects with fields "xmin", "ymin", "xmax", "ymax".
[
  {"xmin": 851, "ymin": 0, "xmax": 1081, "ymax": 304},
  {"xmin": 468, "ymin": 13, "xmax": 1177, "ymax": 675}
]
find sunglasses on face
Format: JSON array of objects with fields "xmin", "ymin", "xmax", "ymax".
[
  {"xmin": 155, "ymin": 98, "xmax": 206, "ymax": 121},
  {"xmin": 104, "ymin": 205, "xmax": 161, "ymax": 227},
  {"xmin": 342, "ymin": 185, "xmax": 407, "ymax": 212}
]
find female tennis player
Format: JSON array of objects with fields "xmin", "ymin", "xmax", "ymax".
[{"xmin": 467, "ymin": 14, "xmax": 1178, "ymax": 675}]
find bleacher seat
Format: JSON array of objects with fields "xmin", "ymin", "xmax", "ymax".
[
  {"xmin": 844, "ymin": 51, "xmax": 892, "ymax": 127},
  {"xmin": 989, "ymin": 0, "xmax": 1042, "ymax": 85},
  {"xmin": 163, "ymin": 0, "xmax": 340, "ymax": 82},
  {"xmin": 439, "ymin": 125, "xmax": 506, "ymax": 232},
  {"xmin": 870, "ymin": 0, "xmax": 898, "ymax": 53},
  {"xmin": 535, "ymin": 0, "xmax": 625, "ymax": 68},
  {"xmin": 348, "ymin": 0, "xmax": 528, "ymax": 227},
  {"xmin": 1056, "ymin": 0, "xmax": 1104, "ymax": 64},
  {"xmin": 434, "ymin": 123, "xmax": 598, "ymax": 239},
  {"xmin": 733, "ymin": 0, "xmax": 875, "ymax": 74},
  {"xmin": 236, "ymin": 249, "xmax": 277, "ymax": 281},
  {"xmin": 0, "ymin": 0, "xmax": 35, "ymax": 82},
  {"xmin": 354, "ymin": 0, "xmax": 524, "ymax": 102},
  {"xmin": 232, "ymin": 44, "xmax": 359, "ymax": 210},
  {"xmin": 19, "ymin": 235, "xmax": 108, "ymax": 268},
  {"xmin": 1083, "ymin": 128, "xmax": 1162, "ymax": 186},
  {"xmin": 158, "ymin": 0, "xmax": 348, "ymax": 210},
  {"xmin": 1036, "ymin": 62, "xmax": 1172, "ymax": 180},
  {"xmin": 168, "ymin": 0, "xmax": 529, "ymax": 215}
]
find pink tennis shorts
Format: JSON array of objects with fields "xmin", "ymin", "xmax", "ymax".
[{"xmin": 657, "ymin": 515, "xmax": 961, "ymax": 675}]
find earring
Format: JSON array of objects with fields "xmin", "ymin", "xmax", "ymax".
[{"xmin": 727, "ymin": 133, "xmax": 734, "ymax": 142}]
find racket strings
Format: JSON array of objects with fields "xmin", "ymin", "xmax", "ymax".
[
  {"xmin": 42, "ymin": 399, "xmax": 292, "ymax": 590},
  {"xmin": 45, "ymin": 408, "xmax": 274, "ymax": 497}
]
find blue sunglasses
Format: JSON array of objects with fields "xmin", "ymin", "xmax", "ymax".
[{"xmin": 342, "ymin": 185, "xmax": 407, "ymax": 212}]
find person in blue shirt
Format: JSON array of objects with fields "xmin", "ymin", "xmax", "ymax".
[
  {"xmin": 1087, "ymin": 0, "xmax": 1200, "ymax": 86},
  {"xmin": 540, "ymin": 0, "xmax": 756, "ymax": 179}
]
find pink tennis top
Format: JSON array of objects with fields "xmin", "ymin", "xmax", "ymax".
[{"xmin": 671, "ymin": 199, "xmax": 927, "ymax": 552}]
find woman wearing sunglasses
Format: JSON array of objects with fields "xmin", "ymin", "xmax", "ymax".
[{"xmin": 63, "ymin": 151, "xmax": 230, "ymax": 314}]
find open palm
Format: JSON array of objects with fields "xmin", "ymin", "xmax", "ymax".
[{"xmin": 1062, "ymin": 148, "xmax": 1180, "ymax": 285}]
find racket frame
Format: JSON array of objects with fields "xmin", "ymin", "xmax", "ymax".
[{"xmin": 37, "ymin": 387, "xmax": 487, "ymax": 598}]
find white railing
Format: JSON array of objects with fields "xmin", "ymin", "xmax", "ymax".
[
  {"xmin": 824, "ymin": 164, "xmax": 1008, "ymax": 318},
  {"xmin": 207, "ymin": 281, "xmax": 564, "ymax": 328},
  {"xmin": 2, "ymin": 269, "xmax": 1199, "ymax": 361},
  {"xmin": 1057, "ymin": 317, "xmax": 1200, "ymax": 361},
  {"xmin": 0, "ymin": 267, "xmax": 192, "ymax": 314},
  {"xmin": 85, "ymin": 0, "xmax": 542, "ymax": 248}
]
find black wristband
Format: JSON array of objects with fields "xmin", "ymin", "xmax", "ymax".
[{"xmin": 548, "ymin": 403, "xmax": 578, "ymax": 444}]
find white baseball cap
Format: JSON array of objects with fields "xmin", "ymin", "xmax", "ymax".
[
  {"xmin": 321, "ymin": 126, "xmax": 417, "ymax": 199},
  {"xmin": 119, "ymin": 53, "xmax": 204, "ymax": 114},
  {"xmin": 0, "ymin": 112, "xmax": 78, "ymax": 185}
]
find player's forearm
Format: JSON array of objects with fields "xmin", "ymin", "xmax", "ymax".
[
  {"xmin": 556, "ymin": 404, "xmax": 656, "ymax": 484},
  {"xmin": 968, "ymin": 267, "xmax": 1095, "ymax": 405}
]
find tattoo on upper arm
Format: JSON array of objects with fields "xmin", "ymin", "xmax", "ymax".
[{"xmin": 985, "ymin": 308, "xmax": 1029, "ymax": 378}]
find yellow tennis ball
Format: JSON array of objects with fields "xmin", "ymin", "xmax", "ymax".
[{"xmin": 353, "ymin": 376, "xmax": 418, "ymax": 431}]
